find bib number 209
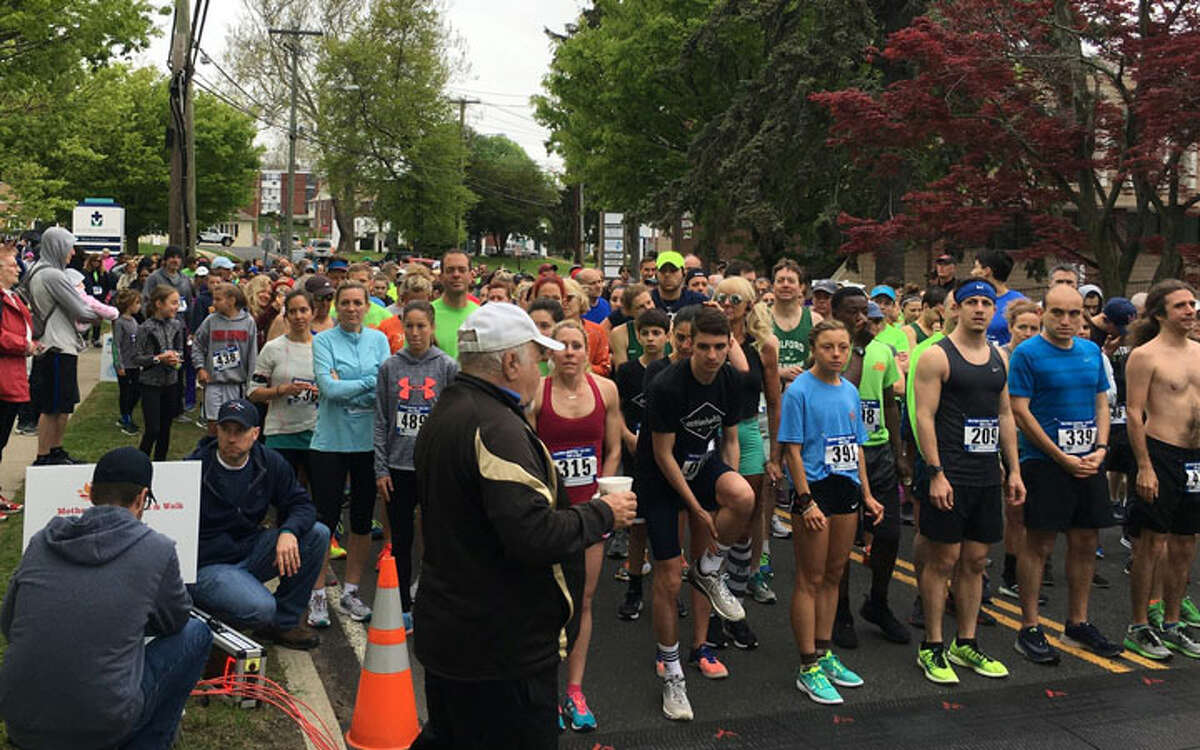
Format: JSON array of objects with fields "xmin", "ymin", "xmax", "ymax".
[{"xmin": 963, "ymin": 418, "xmax": 999, "ymax": 454}]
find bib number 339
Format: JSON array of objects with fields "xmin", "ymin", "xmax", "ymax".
[
  {"xmin": 1057, "ymin": 420, "xmax": 1096, "ymax": 455},
  {"xmin": 824, "ymin": 435, "xmax": 858, "ymax": 473}
]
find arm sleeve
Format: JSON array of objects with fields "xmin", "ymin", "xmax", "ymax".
[
  {"xmin": 0, "ymin": 572, "xmax": 18, "ymax": 639},
  {"xmin": 245, "ymin": 318, "xmax": 258, "ymax": 377},
  {"xmin": 133, "ymin": 321, "xmax": 158, "ymax": 369},
  {"xmin": 145, "ymin": 549, "xmax": 192, "ymax": 637},
  {"xmin": 248, "ymin": 342, "xmax": 273, "ymax": 393},
  {"xmin": 778, "ymin": 383, "xmax": 805, "ymax": 443},
  {"xmin": 190, "ymin": 317, "xmax": 211, "ymax": 370},
  {"xmin": 374, "ymin": 360, "xmax": 393, "ymax": 478},
  {"xmin": 45, "ymin": 275, "xmax": 98, "ymax": 322},
  {"xmin": 645, "ymin": 377, "xmax": 679, "ymax": 434},
  {"xmin": 883, "ymin": 351, "xmax": 900, "ymax": 390},
  {"xmin": 312, "ymin": 335, "xmax": 372, "ymax": 402},
  {"xmin": 0, "ymin": 308, "xmax": 26, "ymax": 355},
  {"xmin": 1007, "ymin": 347, "xmax": 1034, "ymax": 398}
]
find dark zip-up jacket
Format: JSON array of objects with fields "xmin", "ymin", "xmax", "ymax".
[
  {"xmin": 187, "ymin": 437, "xmax": 317, "ymax": 567},
  {"xmin": 413, "ymin": 373, "xmax": 614, "ymax": 681}
]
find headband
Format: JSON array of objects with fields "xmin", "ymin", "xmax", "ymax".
[{"xmin": 954, "ymin": 280, "xmax": 997, "ymax": 304}]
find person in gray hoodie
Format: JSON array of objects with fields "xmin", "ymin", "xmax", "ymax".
[
  {"xmin": 0, "ymin": 447, "xmax": 211, "ymax": 749},
  {"xmin": 374, "ymin": 300, "xmax": 459, "ymax": 626},
  {"xmin": 192, "ymin": 282, "xmax": 258, "ymax": 432},
  {"xmin": 25, "ymin": 226, "xmax": 99, "ymax": 465}
]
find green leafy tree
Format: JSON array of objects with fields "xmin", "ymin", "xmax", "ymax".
[{"xmin": 465, "ymin": 133, "xmax": 557, "ymax": 253}]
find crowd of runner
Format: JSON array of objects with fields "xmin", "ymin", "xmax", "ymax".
[{"xmin": 3, "ymin": 238, "xmax": 1199, "ymax": 731}]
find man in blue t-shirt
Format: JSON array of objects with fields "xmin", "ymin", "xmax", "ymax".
[
  {"xmin": 971, "ymin": 249, "xmax": 1026, "ymax": 345},
  {"xmin": 1007, "ymin": 284, "xmax": 1121, "ymax": 665}
]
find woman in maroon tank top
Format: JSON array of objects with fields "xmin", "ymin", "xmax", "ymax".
[{"xmin": 530, "ymin": 319, "xmax": 622, "ymax": 732}]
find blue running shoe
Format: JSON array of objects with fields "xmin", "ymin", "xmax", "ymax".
[
  {"xmin": 562, "ymin": 692, "xmax": 597, "ymax": 732},
  {"xmin": 796, "ymin": 662, "xmax": 843, "ymax": 705},
  {"xmin": 818, "ymin": 650, "xmax": 864, "ymax": 688}
]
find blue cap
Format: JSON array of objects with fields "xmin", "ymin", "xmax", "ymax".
[
  {"xmin": 954, "ymin": 279, "xmax": 997, "ymax": 304},
  {"xmin": 866, "ymin": 301, "xmax": 885, "ymax": 320},
  {"xmin": 870, "ymin": 285, "xmax": 896, "ymax": 301},
  {"xmin": 1103, "ymin": 297, "xmax": 1137, "ymax": 334},
  {"xmin": 328, "ymin": 259, "xmax": 349, "ymax": 270},
  {"xmin": 216, "ymin": 398, "xmax": 259, "ymax": 428}
]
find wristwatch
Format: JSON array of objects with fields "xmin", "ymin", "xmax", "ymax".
[
  {"xmin": 927, "ymin": 465, "xmax": 944, "ymax": 475},
  {"xmin": 1094, "ymin": 444, "xmax": 1109, "ymax": 452}
]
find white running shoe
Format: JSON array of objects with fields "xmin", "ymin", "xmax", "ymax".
[{"xmin": 661, "ymin": 675, "xmax": 694, "ymax": 721}]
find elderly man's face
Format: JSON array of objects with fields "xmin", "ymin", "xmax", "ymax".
[{"xmin": 507, "ymin": 342, "xmax": 544, "ymax": 406}]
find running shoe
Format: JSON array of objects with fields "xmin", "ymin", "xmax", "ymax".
[
  {"xmin": 860, "ymin": 597, "xmax": 911, "ymax": 644},
  {"xmin": 759, "ymin": 551, "xmax": 774, "ymax": 580},
  {"xmin": 688, "ymin": 645, "xmax": 729, "ymax": 679},
  {"xmin": 680, "ymin": 559, "xmax": 690, "ymax": 582},
  {"xmin": 1159, "ymin": 623, "xmax": 1200, "ymax": 659},
  {"xmin": 562, "ymin": 692, "xmax": 597, "ymax": 732},
  {"xmin": 724, "ymin": 618, "xmax": 759, "ymax": 650},
  {"xmin": 14, "ymin": 423, "xmax": 36, "ymax": 436},
  {"xmin": 375, "ymin": 542, "xmax": 392, "ymax": 570},
  {"xmin": 661, "ymin": 675, "xmax": 693, "ymax": 721},
  {"xmin": 329, "ymin": 539, "xmax": 348, "ymax": 560},
  {"xmin": 1120, "ymin": 533, "xmax": 1134, "ymax": 551},
  {"xmin": 0, "ymin": 495, "xmax": 22, "ymax": 514},
  {"xmin": 832, "ymin": 602, "xmax": 858, "ymax": 649},
  {"xmin": 613, "ymin": 561, "xmax": 631, "ymax": 582},
  {"xmin": 617, "ymin": 588, "xmax": 643, "ymax": 621},
  {"xmin": 900, "ymin": 501, "xmax": 914, "ymax": 525},
  {"xmin": 1148, "ymin": 600, "xmax": 1165, "ymax": 630},
  {"xmin": 749, "ymin": 571, "xmax": 777, "ymax": 604},
  {"xmin": 402, "ymin": 611, "xmax": 413, "ymax": 635},
  {"xmin": 705, "ymin": 612, "xmax": 730, "ymax": 649},
  {"xmin": 948, "ymin": 639, "xmax": 1008, "ymax": 678},
  {"xmin": 606, "ymin": 528, "xmax": 629, "ymax": 560},
  {"xmin": 1181, "ymin": 595, "xmax": 1200, "ymax": 627},
  {"xmin": 1062, "ymin": 620, "xmax": 1122, "ymax": 657},
  {"xmin": 339, "ymin": 591, "xmax": 373, "ymax": 622},
  {"xmin": 770, "ymin": 514, "xmax": 792, "ymax": 539},
  {"xmin": 998, "ymin": 579, "xmax": 1048, "ymax": 605},
  {"xmin": 370, "ymin": 519, "xmax": 384, "ymax": 540},
  {"xmin": 1092, "ymin": 572, "xmax": 1110, "ymax": 589},
  {"xmin": 558, "ymin": 706, "xmax": 564, "ymax": 733},
  {"xmin": 1095, "ymin": 545, "xmax": 1104, "ymax": 560},
  {"xmin": 917, "ymin": 643, "xmax": 959, "ymax": 684},
  {"xmin": 1124, "ymin": 624, "xmax": 1171, "ymax": 660},
  {"xmin": 1042, "ymin": 562, "xmax": 1054, "ymax": 587},
  {"xmin": 306, "ymin": 592, "xmax": 331, "ymax": 629},
  {"xmin": 795, "ymin": 662, "xmax": 843, "ymax": 705},
  {"xmin": 818, "ymin": 650, "xmax": 863, "ymax": 688},
  {"xmin": 689, "ymin": 561, "xmax": 745, "ymax": 622},
  {"xmin": 1014, "ymin": 625, "xmax": 1060, "ymax": 664}
]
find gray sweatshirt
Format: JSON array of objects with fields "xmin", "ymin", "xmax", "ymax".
[
  {"xmin": 0, "ymin": 505, "xmax": 192, "ymax": 749},
  {"xmin": 26, "ymin": 226, "xmax": 99, "ymax": 354},
  {"xmin": 374, "ymin": 346, "xmax": 459, "ymax": 474},
  {"xmin": 112, "ymin": 315, "xmax": 139, "ymax": 372},
  {"xmin": 191, "ymin": 309, "xmax": 258, "ymax": 384}
]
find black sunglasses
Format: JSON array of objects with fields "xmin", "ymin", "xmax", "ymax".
[{"xmin": 715, "ymin": 293, "xmax": 745, "ymax": 305}]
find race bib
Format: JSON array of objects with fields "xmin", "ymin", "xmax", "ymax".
[
  {"xmin": 824, "ymin": 435, "xmax": 858, "ymax": 473},
  {"xmin": 91, "ymin": 285, "xmax": 103, "ymax": 296},
  {"xmin": 212, "ymin": 345, "xmax": 241, "ymax": 373},
  {"xmin": 177, "ymin": 298, "xmax": 188, "ymax": 312},
  {"xmin": 553, "ymin": 446, "xmax": 598, "ymax": 487},
  {"xmin": 1186, "ymin": 463, "xmax": 1200, "ymax": 494},
  {"xmin": 1110, "ymin": 403, "xmax": 1127, "ymax": 426},
  {"xmin": 963, "ymin": 417, "xmax": 999, "ymax": 454},
  {"xmin": 861, "ymin": 399, "xmax": 881, "ymax": 433},
  {"xmin": 396, "ymin": 404, "xmax": 431, "ymax": 438},
  {"xmin": 681, "ymin": 452, "xmax": 710, "ymax": 481},
  {"xmin": 286, "ymin": 377, "xmax": 317, "ymax": 405},
  {"xmin": 1057, "ymin": 419, "xmax": 1096, "ymax": 455}
]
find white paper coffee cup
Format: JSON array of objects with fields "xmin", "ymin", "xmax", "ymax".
[{"xmin": 596, "ymin": 476, "xmax": 633, "ymax": 495}]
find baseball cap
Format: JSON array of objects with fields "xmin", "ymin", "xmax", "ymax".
[
  {"xmin": 685, "ymin": 268, "xmax": 707, "ymax": 283},
  {"xmin": 1102, "ymin": 297, "xmax": 1137, "ymax": 334},
  {"xmin": 92, "ymin": 447, "xmax": 155, "ymax": 501},
  {"xmin": 866, "ymin": 301, "xmax": 885, "ymax": 320},
  {"xmin": 457, "ymin": 303, "xmax": 564, "ymax": 354},
  {"xmin": 327, "ymin": 259, "xmax": 349, "ymax": 271},
  {"xmin": 656, "ymin": 251, "xmax": 685, "ymax": 270},
  {"xmin": 813, "ymin": 279, "xmax": 838, "ymax": 295},
  {"xmin": 869, "ymin": 285, "xmax": 897, "ymax": 301},
  {"xmin": 217, "ymin": 398, "xmax": 259, "ymax": 428},
  {"xmin": 935, "ymin": 253, "xmax": 955, "ymax": 264},
  {"xmin": 195, "ymin": 266, "xmax": 210, "ymax": 277},
  {"xmin": 304, "ymin": 274, "xmax": 335, "ymax": 299},
  {"xmin": 212, "ymin": 256, "xmax": 235, "ymax": 270}
]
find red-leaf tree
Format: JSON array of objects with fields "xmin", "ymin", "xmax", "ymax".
[{"xmin": 812, "ymin": 0, "xmax": 1200, "ymax": 293}]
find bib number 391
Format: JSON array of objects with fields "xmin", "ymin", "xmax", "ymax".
[
  {"xmin": 1057, "ymin": 420, "xmax": 1096, "ymax": 455},
  {"xmin": 824, "ymin": 435, "xmax": 858, "ymax": 473},
  {"xmin": 963, "ymin": 417, "xmax": 999, "ymax": 454}
]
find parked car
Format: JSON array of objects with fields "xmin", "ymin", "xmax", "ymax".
[
  {"xmin": 309, "ymin": 239, "xmax": 334, "ymax": 259},
  {"xmin": 198, "ymin": 228, "xmax": 235, "ymax": 246}
]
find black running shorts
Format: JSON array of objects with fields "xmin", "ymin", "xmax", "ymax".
[
  {"xmin": 636, "ymin": 457, "xmax": 735, "ymax": 562},
  {"xmin": 918, "ymin": 483, "xmax": 1003, "ymax": 544},
  {"xmin": 1127, "ymin": 437, "xmax": 1200, "ymax": 537},
  {"xmin": 1021, "ymin": 459, "xmax": 1114, "ymax": 532}
]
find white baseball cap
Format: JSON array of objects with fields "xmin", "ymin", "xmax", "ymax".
[
  {"xmin": 195, "ymin": 266, "xmax": 210, "ymax": 277},
  {"xmin": 457, "ymin": 303, "xmax": 564, "ymax": 354}
]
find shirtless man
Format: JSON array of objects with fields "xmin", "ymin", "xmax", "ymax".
[{"xmin": 1123, "ymin": 280, "xmax": 1200, "ymax": 660}]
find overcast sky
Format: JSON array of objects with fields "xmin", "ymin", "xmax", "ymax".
[{"xmin": 136, "ymin": 0, "xmax": 581, "ymax": 171}]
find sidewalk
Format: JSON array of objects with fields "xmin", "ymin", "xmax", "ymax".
[{"xmin": 1, "ymin": 345, "xmax": 104, "ymax": 495}]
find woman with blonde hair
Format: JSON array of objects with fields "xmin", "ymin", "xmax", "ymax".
[{"xmin": 562, "ymin": 276, "xmax": 613, "ymax": 376}]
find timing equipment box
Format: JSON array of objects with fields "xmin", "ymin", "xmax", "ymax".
[{"xmin": 191, "ymin": 607, "xmax": 266, "ymax": 709}]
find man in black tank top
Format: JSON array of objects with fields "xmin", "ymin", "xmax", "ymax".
[{"xmin": 911, "ymin": 279, "xmax": 1026, "ymax": 685}]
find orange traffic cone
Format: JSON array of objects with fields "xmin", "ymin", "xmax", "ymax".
[{"xmin": 346, "ymin": 554, "xmax": 420, "ymax": 750}]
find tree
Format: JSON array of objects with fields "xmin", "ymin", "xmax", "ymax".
[
  {"xmin": 377, "ymin": 121, "xmax": 474, "ymax": 252},
  {"xmin": 464, "ymin": 133, "xmax": 557, "ymax": 253},
  {"xmin": 814, "ymin": 0, "xmax": 1200, "ymax": 294}
]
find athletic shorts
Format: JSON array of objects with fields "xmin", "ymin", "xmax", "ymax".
[
  {"xmin": 1021, "ymin": 459, "xmax": 1114, "ymax": 532},
  {"xmin": 202, "ymin": 382, "xmax": 245, "ymax": 420},
  {"xmin": 1127, "ymin": 437, "xmax": 1200, "ymax": 536},
  {"xmin": 30, "ymin": 352, "xmax": 79, "ymax": 415},
  {"xmin": 1108, "ymin": 425, "xmax": 1135, "ymax": 475},
  {"xmin": 636, "ymin": 457, "xmax": 735, "ymax": 562},
  {"xmin": 800, "ymin": 474, "xmax": 861, "ymax": 517},
  {"xmin": 736, "ymin": 416, "xmax": 765, "ymax": 477},
  {"xmin": 918, "ymin": 483, "xmax": 1003, "ymax": 544},
  {"xmin": 863, "ymin": 443, "xmax": 901, "ymax": 542}
]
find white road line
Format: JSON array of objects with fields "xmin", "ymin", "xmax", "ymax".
[{"xmin": 274, "ymin": 647, "xmax": 349, "ymax": 750}]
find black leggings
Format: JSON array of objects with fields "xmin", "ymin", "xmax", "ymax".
[
  {"xmin": 118, "ymin": 369, "xmax": 141, "ymax": 418},
  {"xmin": 140, "ymin": 382, "xmax": 181, "ymax": 461},
  {"xmin": 0, "ymin": 400, "xmax": 20, "ymax": 465},
  {"xmin": 387, "ymin": 469, "xmax": 418, "ymax": 610},
  {"xmin": 309, "ymin": 450, "xmax": 375, "ymax": 536}
]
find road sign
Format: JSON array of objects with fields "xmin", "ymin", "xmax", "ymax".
[
  {"xmin": 71, "ymin": 199, "xmax": 124, "ymax": 253},
  {"xmin": 601, "ymin": 212, "xmax": 625, "ymax": 279}
]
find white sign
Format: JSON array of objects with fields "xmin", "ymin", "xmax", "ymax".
[
  {"xmin": 23, "ymin": 462, "xmax": 202, "ymax": 582},
  {"xmin": 100, "ymin": 333, "xmax": 117, "ymax": 382},
  {"xmin": 71, "ymin": 201, "xmax": 125, "ymax": 253}
]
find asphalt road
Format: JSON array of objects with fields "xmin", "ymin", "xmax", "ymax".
[{"xmin": 318, "ymin": 510, "xmax": 1200, "ymax": 749}]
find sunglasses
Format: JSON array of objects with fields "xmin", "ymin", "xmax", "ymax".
[{"xmin": 715, "ymin": 293, "xmax": 745, "ymax": 305}]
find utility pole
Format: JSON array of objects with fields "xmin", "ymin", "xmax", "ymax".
[
  {"xmin": 574, "ymin": 183, "xmax": 585, "ymax": 266},
  {"xmin": 451, "ymin": 97, "xmax": 479, "ymax": 249},
  {"xmin": 168, "ymin": 0, "xmax": 196, "ymax": 255},
  {"xmin": 269, "ymin": 27, "xmax": 323, "ymax": 263}
]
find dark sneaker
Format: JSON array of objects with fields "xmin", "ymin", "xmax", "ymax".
[
  {"xmin": 617, "ymin": 588, "xmax": 643, "ymax": 621},
  {"xmin": 1042, "ymin": 562, "xmax": 1054, "ymax": 587},
  {"xmin": 1014, "ymin": 625, "xmax": 1060, "ymax": 664},
  {"xmin": 1158, "ymin": 623, "xmax": 1200, "ymax": 659},
  {"xmin": 49, "ymin": 448, "xmax": 80, "ymax": 464},
  {"xmin": 832, "ymin": 603, "xmax": 858, "ymax": 649},
  {"xmin": 724, "ymin": 617, "xmax": 759, "ymax": 650},
  {"xmin": 677, "ymin": 594, "xmax": 688, "ymax": 619},
  {"xmin": 860, "ymin": 597, "xmax": 911, "ymax": 644},
  {"xmin": 607, "ymin": 529, "xmax": 629, "ymax": 560},
  {"xmin": 1123, "ymin": 624, "xmax": 1171, "ymax": 660},
  {"xmin": 705, "ymin": 612, "xmax": 730, "ymax": 650},
  {"xmin": 1062, "ymin": 621, "xmax": 1122, "ymax": 658},
  {"xmin": 998, "ymin": 579, "xmax": 1047, "ymax": 605},
  {"xmin": 1092, "ymin": 572, "xmax": 1110, "ymax": 589},
  {"xmin": 254, "ymin": 624, "xmax": 320, "ymax": 650}
]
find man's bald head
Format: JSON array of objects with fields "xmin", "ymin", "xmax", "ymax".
[
  {"xmin": 1043, "ymin": 283, "xmax": 1083, "ymax": 310},
  {"xmin": 1042, "ymin": 284, "xmax": 1084, "ymax": 344},
  {"xmin": 577, "ymin": 268, "xmax": 601, "ymax": 284}
]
